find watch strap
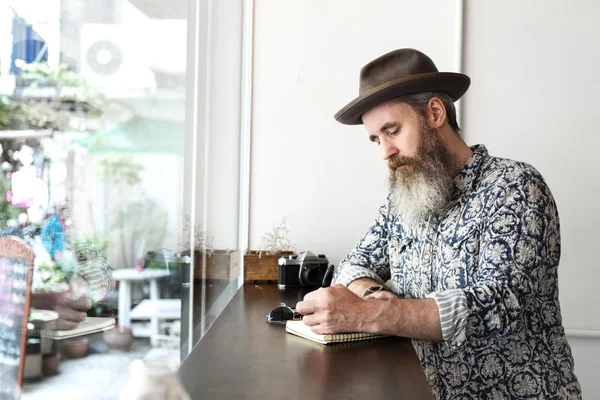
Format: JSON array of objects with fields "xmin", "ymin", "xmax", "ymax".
[{"xmin": 363, "ymin": 285, "xmax": 392, "ymax": 297}]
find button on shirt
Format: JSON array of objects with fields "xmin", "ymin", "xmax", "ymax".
[{"xmin": 334, "ymin": 145, "xmax": 581, "ymax": 399}]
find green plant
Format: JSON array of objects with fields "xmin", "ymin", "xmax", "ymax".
[
  {"xmin": 96, "ymin": 154, "xmax": 144, "ymax": 186},
  {"xmin": 36, "ymin": 260, "xmax": 68, "ymax": 285},
  {"xmin": 112, "ymin": 197, "xmax": 168, "ymax": 253},
  {"xmin": 0, "ymin": 174, "xmax": 21, "ymax": 229},
  {"xmin": 72, "ymin": 235, "xmax": 111, "ymax": 261},
  {"xmin": 0, "ymin": 96, "xmax": 15, "ymax": 129},
  {"xmin": 3, "ymin": 61, "xmax": 110, "ymax": 132},
  {"xmin": 18, "ymin": 62, "xmax": 84, "ymax": 89},
  {"xmin": 9, "ymin": 99, "xmax": 72, "ymax": 131},
  {"xmin": 33, "ymin": 251, "xmax": 77, "ymax": 289}
]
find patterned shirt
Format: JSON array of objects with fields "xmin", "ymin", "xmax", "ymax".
[{"xmin": 334, "ymin": 145, "xmax": 581, "ymax": 399}]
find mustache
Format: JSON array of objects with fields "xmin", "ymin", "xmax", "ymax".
[{"xmin": 388, "ymin": 156, "xmax": 417, "ymax": 170}]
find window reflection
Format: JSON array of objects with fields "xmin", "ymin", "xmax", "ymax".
[{"xmin": 0, "ymin": 0, "xmax": 245, "ymax": 398}]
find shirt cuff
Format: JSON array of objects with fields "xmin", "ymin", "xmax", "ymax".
[
  {"xmin": 333, "ymin": 264, "xmax": 386, "ymax": 287},
  {"xmin": 427, "ymin": 289, "xmax": 469, "ymax": 346}
]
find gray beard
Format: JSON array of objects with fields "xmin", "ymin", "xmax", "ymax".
[
  {"xmin": 387, "ymin": 127, "xmax": 455, "ymax": 228},
  {"xmin": 389, "ymin": 165, "xmax": 453, "ymax": 228}
]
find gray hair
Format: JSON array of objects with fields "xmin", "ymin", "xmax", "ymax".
[{"xmin": 395, "ymin": 92, "xmax": 460, "ymax": 133}]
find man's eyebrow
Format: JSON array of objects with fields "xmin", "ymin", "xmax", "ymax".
[
  {"xmin": 379, "ymin": 122, "xmax": 398, "ymax": 133},
  {"xmin": 368, "ymin": 122, "xmax": 399, "ymax": 142}
]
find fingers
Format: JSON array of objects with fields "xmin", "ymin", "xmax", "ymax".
[
  {"xmin": 68, "ymin": 295, "xmax": 93, "ymax": 312},
  {"xmin": 302, "ymin": 314, "xmax": 318, "ymax": 326},
  {"xmin": 296, "ymin": 300, "xmax": 317, "ymax": 315},
  {"xmin": 302, "ymin": 288, "xmax": 324, "ymax": 302},
  {"xmin": 56, "ymin": 306, "xmax": 87, "ymax": 325},
  {"xmin": 55, "ymin": 319, "xmax": 79, "ymax": 331},
  {"xmin": 55, "ymin": 292, "xmax": 74, "ymax": 306},
  {"xmin": 302, "ymin": 316, "xmax": 331, "ymax": 335},
  {"xmin": 310, "ymin": 324, "xmax": 333, "ymax": 335}
]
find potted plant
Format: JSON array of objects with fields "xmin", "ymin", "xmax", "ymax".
[
  {"xmin": 31, "ymin": 247, "xmax": 74, "ymax": 300},
  {"xmin": 244, "ymin": 217, "xmax": 296, "ymax": 283},
  {"xmin": 6, "ymin": 61, "xmax": 108, "ymax": 132},
  {"xmin": 180, "ymin": 216, "xmax": 240, "ymax": 282}
]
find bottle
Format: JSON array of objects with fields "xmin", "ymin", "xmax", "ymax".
[{"xmin": 119, "ymin": 358, "xmax": 191, "ymax": 400}]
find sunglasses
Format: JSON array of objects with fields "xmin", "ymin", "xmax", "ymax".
[{"xmin": 266, "ymin": 303, "xmax": 303, "ymax": 325}]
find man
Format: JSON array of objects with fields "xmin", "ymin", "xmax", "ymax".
[{"xmin": 296, "ymin": 48, "xmax": 581, "ymax": 399}]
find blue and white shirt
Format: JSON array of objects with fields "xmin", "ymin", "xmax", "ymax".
[{"xmin": 334, "ymin": 145, "xmax": 581, "ymax": 399}]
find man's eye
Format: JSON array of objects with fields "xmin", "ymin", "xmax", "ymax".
[
  {"xmin": 369, "ymin": 136, "xmax": 380, "ymax": 145},
  {"xmin": 388, "ymin": 129, "xmax": 399, "ymax": 137}
]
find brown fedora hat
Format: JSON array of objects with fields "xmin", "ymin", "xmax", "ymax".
[{"xmin": 334, "ymin": 48, "xmax": 470, "ymax": 125}]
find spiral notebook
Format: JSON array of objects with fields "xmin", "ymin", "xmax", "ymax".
[
  {"xmin": 285, "ymin": 320, "xmax": 387, "ymax": 345},
  {"xmin": 49, "ymin": 317, "xmax": 116, "ymax": 340}
]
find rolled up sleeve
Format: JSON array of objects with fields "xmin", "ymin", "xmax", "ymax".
[{"xmin": 429, "ymin": 170, "xmax": 558, "ymax": 348}]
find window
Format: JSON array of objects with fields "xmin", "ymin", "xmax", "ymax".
[{"xmin": 0, "ymin": 0, "xmax": 249, "ymax": 397}]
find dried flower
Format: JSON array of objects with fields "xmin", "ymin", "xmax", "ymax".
[
  {"xmin": 258, "ymin": 217, "xmax": 296, "ymax": 255},
  {"xmin": 180, "ymin": 215, "xmax": 213, "ymax": 255}
]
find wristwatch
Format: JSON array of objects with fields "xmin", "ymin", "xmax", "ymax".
[{"xmin": 363, "ymin": 285, "xmax": 392, "ymax": 298}]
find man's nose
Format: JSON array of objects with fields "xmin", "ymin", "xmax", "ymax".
[{"xmin": 380, "ymin": 139, "xmax": 398, "ymax": 160}]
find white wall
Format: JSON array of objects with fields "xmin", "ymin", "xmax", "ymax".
[
  {"xmin": 462, "ymin": 1, "xmax": 600, "ymax": 395},
  {"xmin": 250, "ymin": 0, "xmax": 459, "ymax": 266},
  {"xmin": 251, "ymin": 0, "xmax": 599, "ymax": 395}
]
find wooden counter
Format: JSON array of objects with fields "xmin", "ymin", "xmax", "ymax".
[{"xmin": 180, "ymin": 284, "xmax": 434, "ymax": 399}]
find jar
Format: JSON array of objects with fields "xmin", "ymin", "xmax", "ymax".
[{"xmin": 119, "ymin": 359, "xmax": 191, "ymax": 400}]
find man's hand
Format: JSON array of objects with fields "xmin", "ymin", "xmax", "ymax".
[
  {"xmin": 30, "ymin": 289, "xmax": 92, "ymax": 331},
  {"xmin": 296, "ymin": 283, "xmax": 442, "ymax": 340},
  {"xmin": 296, "ymin": 284, "xmax": 368, "ymax": 335},
  {"xmin": 55, "ymin": 291, "xmax": 92, "ymax": 330}
]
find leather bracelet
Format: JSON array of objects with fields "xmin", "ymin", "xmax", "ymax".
[{"xmin": 363, "ymin": 285, "xmax": 392, "ymax": 297}]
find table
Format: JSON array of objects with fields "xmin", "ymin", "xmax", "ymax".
[
  {"xmin": 128, "ymin": 299, "xmax": 181, "ymax": 346},
  {"xmin": 112, "ymin": 269, "xmax": 171, "ymax": 335},
  {"xmin": 179, "ymin": 284, "xmax": 434, "ymax": 399}
]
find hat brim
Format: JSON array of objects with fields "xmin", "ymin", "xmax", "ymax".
[{"xmin": 334, "ymin": 72, "xmax": 470, "ymax": 125}]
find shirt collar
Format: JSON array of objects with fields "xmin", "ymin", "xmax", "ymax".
[{"xmin": 453, "ymin": 144, "xmax": 488, "ymax": 196}]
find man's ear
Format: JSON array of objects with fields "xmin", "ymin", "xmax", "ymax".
[{"xmin": 427, "ymin": 97, "xmax": 446, "ymax": 129}]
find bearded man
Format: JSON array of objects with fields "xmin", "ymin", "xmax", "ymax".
[{"xmin": 296, "ymin": 49, "xmax": 581, "ymax": 399}]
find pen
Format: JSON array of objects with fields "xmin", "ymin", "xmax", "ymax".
[{"xmin": 321, "ymin": 264, "xmax": 334, "ymax": 288}]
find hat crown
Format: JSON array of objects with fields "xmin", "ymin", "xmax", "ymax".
[{"xmin": 359, "ymin": 48, "xmax": 438, "ymax": 95}]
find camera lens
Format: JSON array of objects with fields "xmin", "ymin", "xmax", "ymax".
[{"xmin": 300, "ymin": 266, "xmax": 325, "ymax": 288}]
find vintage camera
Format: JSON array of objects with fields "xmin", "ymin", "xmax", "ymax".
[{"xmin": 278, "ymin": 251, "xmax": 330, "ymax": 289}]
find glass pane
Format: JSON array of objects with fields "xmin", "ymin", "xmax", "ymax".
[
  {"xmin": 179, "ymin": 0, "xmax": 245, "ymax": 355},
  {"xmin": 0, "ymin": 0, "xmax": 244, "ymax": 397}
]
